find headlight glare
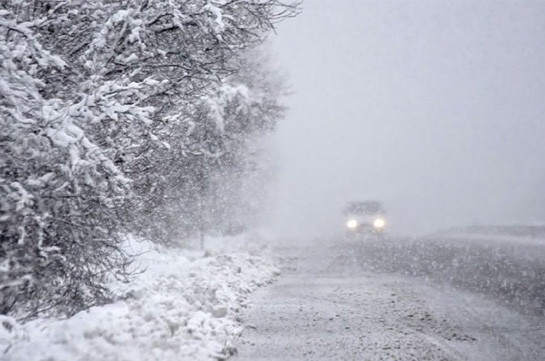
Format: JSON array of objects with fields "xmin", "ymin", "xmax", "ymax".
[
  {"xmin": 373, "ymin": 218, "xmax": 386, "ymax": 229},
  {"xmin": 346, "ymin": 219, "xmax": 358, "ymax": 229}
]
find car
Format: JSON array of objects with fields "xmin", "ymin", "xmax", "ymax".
[{"xmin": 343, "ymin": 200, "xmax": 387, "ymax": 238}]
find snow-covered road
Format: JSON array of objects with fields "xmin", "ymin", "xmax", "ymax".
[{"xmin": 234, "ymin": 236, "xmax": 545, "ymax": 360}]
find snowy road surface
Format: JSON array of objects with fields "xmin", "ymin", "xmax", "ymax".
[{"xmin": 234, "ymin": 235, "xmax": 545, "ymax": 360}]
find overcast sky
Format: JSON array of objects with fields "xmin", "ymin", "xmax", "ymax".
[{"xmin": 265, "ymin": 0, "xmax": 545, "ymax": 237}]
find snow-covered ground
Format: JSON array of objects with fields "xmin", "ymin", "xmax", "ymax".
[
  {"xmin": 0, "ymin": 234, "xmax": 279, "ymax": 361},
  {"xmin": 430, "ymin": 225, "xmax": 545, "ymax": 245}
]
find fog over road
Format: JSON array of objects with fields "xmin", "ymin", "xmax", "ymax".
[
  {"xmin": 234, "ymin": 232, "xmax": 545, "ymax": 360},
  {"xmin": 268, "ymin": 1, "xmax": 545, "ymax": 237}
]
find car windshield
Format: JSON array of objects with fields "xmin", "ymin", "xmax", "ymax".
[{"xmin": 345, "ymin": 201, "xmax": 383, "ymax": 215}]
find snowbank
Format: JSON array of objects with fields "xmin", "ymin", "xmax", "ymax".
[
  {"xmin": 0, "ymin": 235, "xmax": 279, "ymax": 361},
  {"xmin": 431, "ymin": 225, "xmax": 545, "ymax": 245}
]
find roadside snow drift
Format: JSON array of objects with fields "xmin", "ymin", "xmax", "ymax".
[{"xmin": 1, "ymin": 236, "xmax": 279, "ymax": 361}]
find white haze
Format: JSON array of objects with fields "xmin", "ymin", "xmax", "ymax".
[{"xmin": 265, "ymin": 0, "xmax": 545, "ymax": 238}]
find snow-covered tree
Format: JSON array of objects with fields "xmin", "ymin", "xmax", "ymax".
[
  {"xmin": 0, "ymin": 8, "xmax": 132, "ymax": 317},
  {"xmin": 33, "ymin": 0, "xmax": 298, "ymax": 242},
  {"xmin": 0, "ymin": 0, "xmax": 299, "ymax": 318},
  {"xmin": 134, "ymin": 48, "xmax": 288, "ymax": 243}
]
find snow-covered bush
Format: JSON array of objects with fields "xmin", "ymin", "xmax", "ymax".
[
  {"xmin": 0, "ymin": 7, "xmax": 132, "ymax": 317},
  {"xmin": 135, "ymin": 52, "xmax": 288, "ymax": 243},
  {"xmin": 25, "ymin": 0, "xmax": 297, "ymax": 244},
  {"xmin": 1, "ymin": 236, "xmax": 280, "ymax": 361},
  {"xmin": 1, "ymin": 0, "xmax": 299, "ymax": 318}
]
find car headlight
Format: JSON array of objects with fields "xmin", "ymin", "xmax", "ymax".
[
  {"xmin": 373, "ymin": 218, "xmax": 386, "ymax": 229},
  {"xmin": 346, "ymin": 219, "xmax": 358, "ymax": 229}
]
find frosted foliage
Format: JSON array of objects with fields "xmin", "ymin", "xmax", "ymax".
[
  {"xmin": 0, "ymin": 7, "xmax": 131, "ymax": 318},
  {"xmin": 0, "ymin": 0, "xmax": 299, "ymax": 318}
]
